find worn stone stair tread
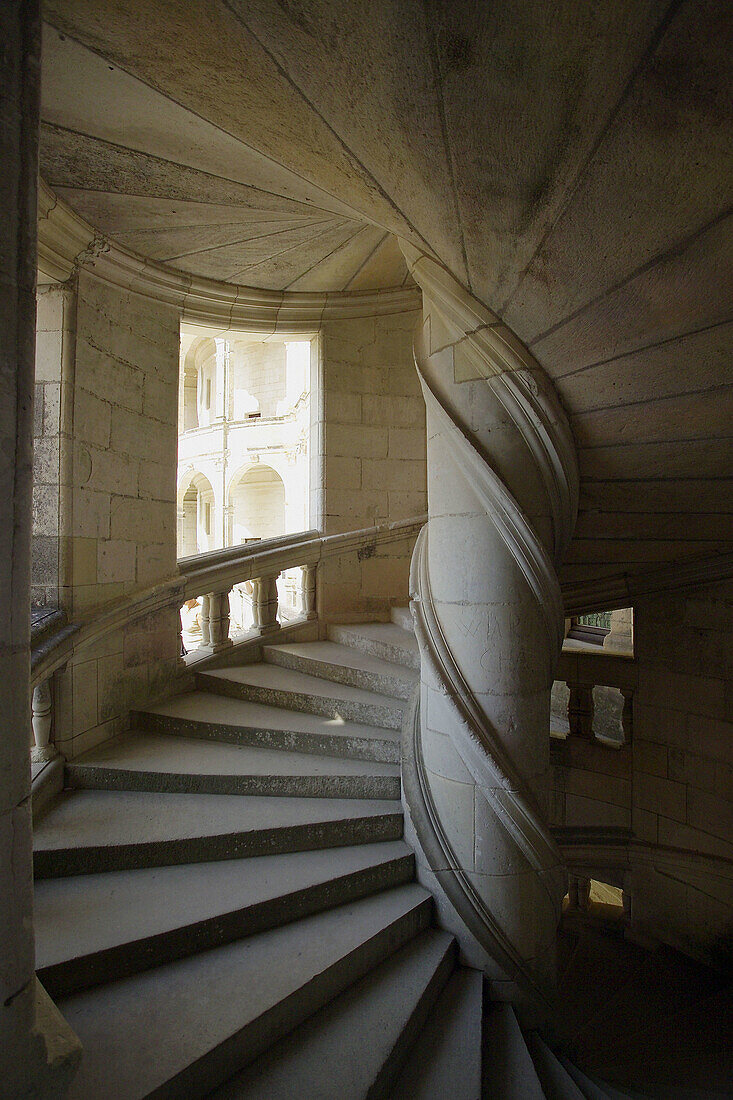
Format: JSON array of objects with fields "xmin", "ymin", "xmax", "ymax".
[
  {"xmin": 524, "ymin": 1031, "xmax": 587, "ymax": 1100},
  {"xmin": 197, "ymin": 664, "xmax": 405, "ymax": 729},
  {"xmin": 200, "ymin": 663, "xmax": 406, "ymax": 711},
  {"xmin": 137, "ymin": 691, "xmax": 401, "ymax": 762},
  {"xmin": 208, "ymin": 929, "xmax": 455, "ymax": 1100},
  {"xmin": 327, "ymin": 622, "xmax": 420, "ymax": 670},
  {"xmin": 35, "ymin": 841, "xmax": 414, "ymax": 994},
  {"xmin": 390, "ymin": 607, "xmax": 413, "ymax": 632},
  {"xmin": 66, "ymin": 730, "xmax": 400, "ymax": 798},
  {"xmin": 33, "ymin": 789, "xmax": 402, "ymax": 876},
  {"xmin": 263, "ymin": 639, "xmax": 419, "ymax": 696},
  {"xmin": 389, "ymin": 967, "xmax": 483, "ymax": 1100},
  {"xmin": 59, "ymin": 884, "xmax": 432, "ymax": 1100},
  {"xmin": 483, "ymin": 1004, "xmax": 545, "ymax": 1099}
]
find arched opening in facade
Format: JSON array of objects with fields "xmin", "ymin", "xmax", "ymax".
[
  {"xmin": 180, "ymin": 335, "xmax": 219, "ymax": 432},
  {"xmin": 178, "ymin": 471, "xmax": 216, "ymax": 556},
  {"xmin": 229, "ymin": 464, "xmax": 286, "ymax": 543}
]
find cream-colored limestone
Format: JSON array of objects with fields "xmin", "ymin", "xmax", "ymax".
[
  {"xmin": 319, "ymin": 310, "xmax": 426, "ymax": 624},
  {"xmin": 31, "ymin": 271, "xmax": 183, "ymax": 760},
  {"xmin": 2, "ymin": 4, "xmax": 82, "ymax": 1094},
  {"xmin": 403, "ymin": 246, "xmax": 578, "ymax": 1002}
]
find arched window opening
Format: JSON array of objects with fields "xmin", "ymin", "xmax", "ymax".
[{"xmin": 178, "ymin": 471, "xmax": 216, "ymax": 556}]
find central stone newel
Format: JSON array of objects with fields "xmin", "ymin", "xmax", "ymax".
[{"xmin": 402, "ymin": 243, "xmax": 579, "ymax": 1005}]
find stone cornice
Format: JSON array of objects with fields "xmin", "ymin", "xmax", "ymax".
[{"xmin": 36, "ymin": 180, "xmax": 422, "ymax": 328}]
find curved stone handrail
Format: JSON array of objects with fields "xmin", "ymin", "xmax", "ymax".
[
  {"xmin": 30, "ymin": 516, "xmax": 427, "ymax": 688},
  {"xmin": 401, "ymin": 242, "xmax": 579, "ymax": 1006}
]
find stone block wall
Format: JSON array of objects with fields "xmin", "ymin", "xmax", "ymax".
[
  {"xmin": 318, "ymin": 309, "xmax": 426, "ymax": 621},
  {"xmin": 629, "ymin": 579, "xmax": 733, "ymax": 965},
  {"xmin": 69, "ymin": 270, "xmax": 179, "ymax": 611},
  {"xmin": 550, "ymin": 737, "xmax": 632, "ymax": 829},
  {"xmin": 32, "ymin": 283, "xmax": 74, "ymax": 607},
  {"xmin": 45, "ymin": 271, "xmax": 182, "ymax": 759}
]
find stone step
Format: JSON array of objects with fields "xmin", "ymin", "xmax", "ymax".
[
  {"xmin": 135, "ymin": 691, "xmax": 401, "ymax": 763},
  {"xmin": 328, "ymin": 621, "xmax": 420, "ymax": 671},
  {"xmin": 390, "ymin": 606, "xmax": 413, "ymax": 632},
  {"xmin": 66, "ymin": 730, "xmax": 401, "ymax": 801},
  {"xmin": 208, "ymin": 930, "xmax": 455, "ymax": 1100},
  {"xmin": 196, "ymin": 664, "xmax": 406, "ymax": 731},
  {"xmin": 483, "ymin": 1004, "xmax": 546, "ymax": 1100},
  {"xmin": 558, "ymin": 1058, "xmax": 625, "ymax": 1100},
  {"xmin": 60, "ymin": 884, "xmax": 432, "ymax": 1100},
  {"xmin": 389, "ymin": 967, "xmax": 483, "ymax": 1099},
  {"xmin": 33, "ymin": 789, "xmax": 402, "ymax": 878},
  {"xmin": 524, "ymin": 1030, "xmax": 587, "ymax": 1100},
  {"xmin": 35, "ymin": 841, "xmax": 414, "ymax": 999},
  {"xmin": 263, "ymin": 640, "xmax": 418, "ymax": 699}
]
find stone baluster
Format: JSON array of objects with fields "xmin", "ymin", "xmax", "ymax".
[
  {"xmin": 568, "ymin": 683, "xmax": 594, "ymax": 740},
  {"xmin": 301, "ymin": 563, "xmax": 317, "ymax": 620},
  {"xmin": 620, "ymin": 688, "xmax": 634, "ymax": 744},
  {"xmin": 252, "ymin": 573, "xmax": 281, "ymax": 635},
  {"xmin": 200, "ymin": 593, "xmax": 211, "ymax": 646},
  {"xmin": 31, "ymin": 678, "xmax": 56, "ymax": 763},
  {"xmin": 567, "ymin": 874, "xmax": 591, "ymax": 912},
  {"xmin": 208, "ymin": 590, "xmax": 233, "ymax": 651}
]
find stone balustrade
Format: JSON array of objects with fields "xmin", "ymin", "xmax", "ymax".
[
  {"xmin": 549, "ymin": 648, "xmax": 637, "ymax": 835},
  {"xmin": 553, "ymin": 646, "xmax": 637, "ymax": 746},
  {"xmin": 27, "ymin": 518, "xmax": 426, "ymax": 761},
  {"xmin": 178, "ymin": 517, "xmax": 425, "ymax": 655}
]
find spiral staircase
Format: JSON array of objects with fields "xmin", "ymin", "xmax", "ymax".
[
  {"xmin": 32, "ymin": 606, "xmax": 729, "ymax": 1099},
  {"xmin": 29, "ymin": 228, "xmax": 731, "ymax": 1100}
]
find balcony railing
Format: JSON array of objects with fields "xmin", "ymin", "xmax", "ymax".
[{"xmin": 29, "ymin": 516, "xmax": 427, "ymax": 761}]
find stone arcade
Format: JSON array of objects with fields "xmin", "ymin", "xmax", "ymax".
[{"xmin": 2, "ymin": 1, "xmax": 731, "ymax": 1097}]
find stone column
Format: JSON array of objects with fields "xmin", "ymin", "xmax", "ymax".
[
  {"xmin": 401, "ymin": 245, "xmax": 578, "ymax": 1007},
  {"xmin": 214, "ymin": 337, "xmax": 229, "ymax": 422},
  {"xmin": 0, "ymin": 2, "xmax": 80, "ymax": 1092}
]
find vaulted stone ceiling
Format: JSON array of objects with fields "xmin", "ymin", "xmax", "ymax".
[{"xmin": 40, "ymin": 0, "xmax": 733, "ymax": 583}]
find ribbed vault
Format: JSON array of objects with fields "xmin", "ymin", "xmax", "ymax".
[{"xmin": 40, "ymin": 0, "xmax": 733, "ymax": 584}]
